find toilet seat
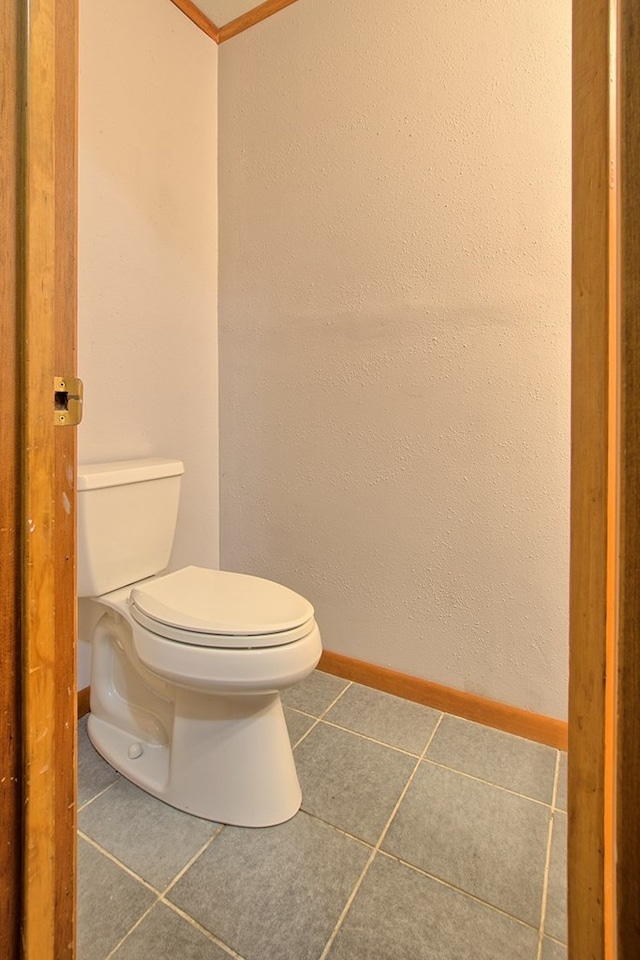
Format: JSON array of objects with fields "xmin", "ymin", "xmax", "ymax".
[{"xmin": 129, "ymin": 565, "xmax": 315, "ymax": 649}]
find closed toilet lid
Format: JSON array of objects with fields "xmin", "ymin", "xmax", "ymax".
[{"xmin": 130, "ymin": 566, "xmax": 315, "ymax": 648}]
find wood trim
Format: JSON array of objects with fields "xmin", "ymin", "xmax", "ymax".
[
  {"xmin": 170, "ymin": 0, "xmax": 302, "ymax": 43},
  {"xmin": 169, "ymin": 0, "xmax": 220, "ymax": 43},
  {"xmin": 604, "ymin": 3, "xmax": 619, "ymax": 954},
  {"xmin": 218, "ymin": 0, "xmax": 300, "ymax": 43},
  {"xmin": 53, "ymin": 0, "xmax": 78, "ymax": 955},
  {"xmin": 21, "ymin": 0, "xmax": 78, "ymax": 956},
  {"xmin": 616, "ymin": 0, "xmax": 640, "ymax": 955},
  {"xmin": 21, "ymin": 0, "xmax": 58, "ymax": 948},
  {"xmin": 77, "ymin": 688, "xmax": 90, "ymax": 720},
  {"xmin": 318, "ymin": 651, "xmax": 567, "ymax": 750},
  {"xmin": 569, "ymin": 1, "xmax": 614, "ymax": 958},
  {"xmin": 1, "ymin": 1, "xmax": 22, "ymax": 954}
]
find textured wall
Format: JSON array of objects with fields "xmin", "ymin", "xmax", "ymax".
[
  {"xmin": 78, "ymin": 0, "xmax": 218, "ymax": 686},
  {"xmin": 219, "ymin": 0, "xmax": 571, "ymax": 718}
]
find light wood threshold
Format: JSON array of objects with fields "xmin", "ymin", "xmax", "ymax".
[
  {"xmin": 169, "ymin": 0, "xmax": 220, "ymax": 42},
  {"xmin": 77, "ymin": 687, "xmax": 90, "ymax": 720},
  {"xmin": 318, "ymin": 651, "xmax": 567, "ymax": 750},
  {"xmin": 218, "ymin": 0, "xmax": 300, "ymax": 43}
]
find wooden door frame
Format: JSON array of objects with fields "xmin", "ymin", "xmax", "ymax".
[
  {"xmin": 1, "ymin": 0, "xmax": 23, "ymax": 951},
  {"xmin": 0, "ymin": 0, "xmax": 78, "ymax": 957},
  {"xmin": 1, "ymin": 0, "xmax": 638, "ymax": 957},
  {"xmin": 22, "ymin": 0, "xmax": 78, "ymax": 955},
  {"xmin": 569, "ymin": 0, "xmax": 613, "ymax": 955},
  {"xmin": 569, "ymin": 1, "xmax": 639, "ymax": 958},
  {"xmin": 615, "ymin": 1, "xmax": 640, "ymax": 955}
]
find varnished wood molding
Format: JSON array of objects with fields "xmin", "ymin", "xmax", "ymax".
[
  {"xmin": 77, "ymin": 687, "xmax": 90, "ymax": 719},
  {"xmin": 21, "ymin": 0, "xmax": 78, "ymax": 954},
  {"xmin": 171, "ymin": 0, "xmax": 302, "ymax": 45},
  {"xmin": 569, "ymin": 0, "xmax": 612, "ymax": 957},
  {"xmin": 1, "ymin": 1, "xmax": 21, "ymax": 952},
  {"xmin": 617, "ymin": 2, "xmax": 640, "ymax": 955},
  {"xmin": 318, "ymin": 651, "xmax": 568, "ymax": 750},
  {"xmin": 218, "ymin": 0, "xmax": 301, "ymax": 43},
  {"xmin": 169, "ymin": 0, "xmax": 220, "ymax": 43}
]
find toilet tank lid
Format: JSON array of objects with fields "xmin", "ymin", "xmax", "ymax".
[{"xmin": 78, "ymin": 458, "xmax": 184, "ymax": 491}]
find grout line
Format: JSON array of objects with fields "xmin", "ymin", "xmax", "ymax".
[
  {"xmin": 160, "ymin": 899, "xmax": 247, "ymax": 959},
  {"xmin": 317, "ymin": 713, "xmax": 445, "ymax": 960},
  {"xmin": 318, "ymin": 846, "xmax": 378, "ymax": 960},
  {"xmin": 290, "ymin": 680, "xmax": 353, "ymax": 749},
  {"xmin": 78, "ymin": 820, "xmax": 224, "ymax": 900},
  {"xmin": 316, "ymin": 718, "xmax": 427, "ymax": 759},
  {"xmin": 376, "ymin": 848, "xmax": 543, "ymax": 934},
  {"xmin": 294, "ymin": 711, "xmax": 555, "ymax": 808},
  {"xmin": 291, "ymin": 716, "xmax": 321, "ymax": 749},
  {"xmin": 81, "ymin": 825, "xmax": 229, "ymax": 960},
  {"xmin": 285, "ymin": 706, "xmax": 324, "ymax": 720},
  {"xmin": 77, "ymin": 775, "xmax": 121, "ymax": 813},
  {"xmin": 104, "ymin": 899, "xmax": 160, "ymax": 960},
  {"xmin": 78, "ymin": 831, "xmax": 162, "ymax": 895},
  {"xmin": 290, "ymin": 698, "xmax": 555, "ymax": 808},
  {"xmin": 544, "ymin": 935, "xmax": 567, "ymax": 948},
  {"xmin": 421, "ymin": 757, "xmax": 555, "ymax": 808},
  {"xmin": 291, "ymin": 730, "xmax": 313, "ymax": 749},
  {"xmin": 536, "ymin": 750, "xmax": 561, "ymax": 960},
  {"xmin": 297, "ymin": 802, "xmax": 554, "ymax": 941},
  {"xmin": 317, "ymin": 679, "xmax": 353, "ymax": 717},
  {"xmin": 285, "ymin": 676, "xmax": 352, "ymax": 723},
  {"xmin": 552, "ymin": 752, "xmax": 566, "ymax": 814},
  {"xmin": 161, "ymin": 825, "xmax": 225, "ymax": 897},
  {"xmin": 298, "ymin": 811, "xmax": 376, "ymax": 851}
]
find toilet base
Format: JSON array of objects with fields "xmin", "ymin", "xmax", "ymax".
[{"xmin": 87, "ymin": 688, "xmax": 302, "ymax": 827}]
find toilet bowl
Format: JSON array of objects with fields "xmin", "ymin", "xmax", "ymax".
[{"xmin": 78, "ymin": 459, "xmax": 322, "ymax": 826}]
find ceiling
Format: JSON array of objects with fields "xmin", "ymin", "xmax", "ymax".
[{"xmin": 193, "ymin": 0, "xmax": 258, "ymax": 26}]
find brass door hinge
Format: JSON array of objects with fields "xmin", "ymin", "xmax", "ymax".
[{"xmin": 54, "ymin": 376, "xmax": 83, "ymax": 426}]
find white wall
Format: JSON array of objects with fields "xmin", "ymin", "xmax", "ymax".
[
  {"xmin": 78, "ymin": 0, "xmax": 218, "ymax": 686},
  {"xmin": 218, "ymin": 0, "xmax": 571, "ymax": 718}
]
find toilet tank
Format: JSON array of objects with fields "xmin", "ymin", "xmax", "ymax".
[{"xmin": 77, "ymin": 458, "xmax": 184, "ymax": 597}]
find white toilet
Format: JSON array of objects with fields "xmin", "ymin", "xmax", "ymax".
[{"xmin": 78, "ymin": 457, "xmax": 322, "ymax": 827}]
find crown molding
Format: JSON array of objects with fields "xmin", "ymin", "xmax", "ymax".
[
  {"xmin": 169, "ymin": 0, "xmax": 220, "ymax": 43},
  {"xmin": 171, "ymin": 0, "xmax": 302, "ymax": 45},
  {"xmin": 218, "ymin": 0, "xmax": 300, "ymax": 43}
]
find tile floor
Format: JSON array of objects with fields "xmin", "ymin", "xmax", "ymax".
[{"xmin": 78, "ymin": 671, "xmax": 567, "ymax": 960}]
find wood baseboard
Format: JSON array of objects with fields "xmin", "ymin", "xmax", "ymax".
[
  {"xmin": 77, "ymin": 686, "xmax": 90, "ymax": 719},
  {"xmin": 318, "ymin": 650, "xmax": 568, "ymax": 750}
]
